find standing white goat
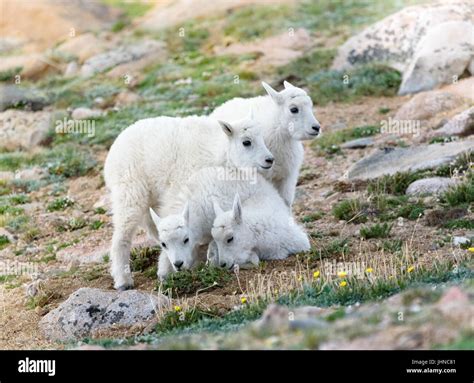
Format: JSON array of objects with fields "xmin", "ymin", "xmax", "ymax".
[
  {"xmin": 104, "ymin": 115, "xmax": 273, "ymax": 290},
  {"xmin": 211, "ymin": 193, "xmax": 310, "ymax": 269},
  {"xmin": 211, "ymin": 81, "xmax": 321, "ymax": 207}
]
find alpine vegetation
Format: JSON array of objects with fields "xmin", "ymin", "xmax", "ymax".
[
  {"xmin": 104, "ymin": 114, "xmax": 274, "ymax": 290},
  {"xmin": 211, "ymin": 81, "xmax": 321, "ymax": 207}
]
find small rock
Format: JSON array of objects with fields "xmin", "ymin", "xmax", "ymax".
[
  {"xmin": 394, "ymin": 91, "xmax": 465, "ymax": 122},
  {"xmin": 0, "ymin": 85, "xmax": 50, "ymax": 112},
  {"xmin": 71, "ymin": 107, "xmax": 102, "ymax": 120},
  {"xmin": 15, "ymin": 166, "xmax": 47, "ymax": 181},
  {"xmin": 435, "ymin": 107, "xmax": 474, "ymax": 138},
  {"xmin": 452, "ymin": 236, "xmax": 470, "ymax": 247},
  {"xmin": 341, "ymin": 137, "xmax": 374, "ymax": 149},
  {"xmin": 80, "ymin": 40, "xmax": 166, "ymax": 77},
  {"xmin": 0, "ymin": 110, "xmax": 52, "ymax": 150},
  {"xmin": 0, "ymin": 227, "xmax": 16, "ymax": 243},
  {"xmin": 64, "ymin": 61, "xmax": 79, "ymax": 77},
  {"xmin": 114, "ymin": 91, "xmax": 141, "ymax": 107},
  {"xmin": 39, "ymin": 287, "xmax": 168, "ymax": 341},
  {"xmin": 406, "ymin": 177, "xmax": 457, "ymax": 196}
]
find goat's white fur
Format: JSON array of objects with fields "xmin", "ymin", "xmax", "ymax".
[
  {"xmin": 211, "ymin": 192, "xmax": 310, "ymax": 269},
  {"xmin": 149, "ymin": 166, "xmax": 309, "ymax": 278},
  {"xmin": 210, "ymin": 81, "xmax": 320, "ymax": 207},
  {"xmin": 104, "ymin": 115, "xmax": 273, "ymax": 289}
]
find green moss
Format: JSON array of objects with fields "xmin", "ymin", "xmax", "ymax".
[
  {"xmin": 332, "ymin": 199, "xmax": 367, "ymax": 223},
  {"xmin": 161, "ymin": 265, "xmax": 232, "ymax": 297},
  {"xmin": 360, "ymin": 223, "xmax": 392, "ymax": 239},
  {"xmin": 302, "ymin": 212, "xmax": 324, "ymax": 223},
  {"xmin": 0, "ymin": 234, "xmax": 10, "ymax": 249},
  {"xmin": 46, "ymin": 197, "xmax": 75, "ymax": 212},
  {"xmin": 307, "ymin": 64, "xmax": 401, "ymax": 105}
]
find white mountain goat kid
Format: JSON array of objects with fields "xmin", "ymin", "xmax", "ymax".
[
  {"xmin": 104, "ymin": 115, "xmax": 274, "ymax": 290},
  {"xmin": 211, "ymin": 81, "xmax": 321, "ymax": 207},
  {"xmin": 148, "ymin": 165, "xmax": 293, "ymax": 279},
  {"xmin": 211, "ymin": 193, "xmax": 310, "ymax": 269}
]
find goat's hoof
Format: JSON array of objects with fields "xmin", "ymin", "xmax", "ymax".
[{"xmin": 117, "ymin": 284, "xmax": 133, "ymax": 291}]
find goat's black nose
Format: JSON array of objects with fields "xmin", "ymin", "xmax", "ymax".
[
  {"xmin": 265, "ymin": 156, "xmax": 274, "ymax": 164},
  {"xmin": 312, "ymin": 124, "xmax": 320, "ymax": 133},
  {"xmin": 174, "ymin": 261, "xmax": 184, "ymax": 269}
]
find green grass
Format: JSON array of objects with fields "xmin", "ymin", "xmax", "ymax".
[
  {"xmin": 332, "ymin": 199, "xmax": 367, "ymax": 223},
  {"xmin": 161, "ymin": 265, "xmax": 232, "ymax": 297},
  {"xmin": 307, "ymin": 64, "xmax": 401, "ymax": 105},
  {"xmin": 44, "ymin": 144, "xmax": 97, "ymax": 178},
  {"xmin": 309, "ymin": 238, "xmax": 350, "ymax": 260},
  {"xmin": 223, "ymin": 4, "xmax": 293, "ymax": 42},
  {"xmin": 302, "ymin": 212, "xmax": 324, "ymax": 223},
  {"xmin": 441, "ymin": 175, "xmax": 474, "ymax": 207},
  {"xmin": 0, "ymin": 234, "xmax": 10, "ymax": 249},
  {"xmin": 130, "ymin": 247, "xmax": 160, "ymax": 274},
  {"xmin": 277, "ymin": 49, "xmax": 336, "ymax": 84},
  {"xmin": 9, "ymin": 193, "xmax": 30, "ymax": 205},
  {"xmin": 46, "ymin": 197, "xmax": 75, "ymax": 212},
  {"xmin": 155, "ymin": 306, "xmax": 220, "ymax": 336},
  {"xmin": 102, "ymin": 0, "xmax": 152, "ymax": 18},
  {"xmin": 85, "ymin": 260, "xmax": 472, "ymax": 348},
  {"xmin": 89, "ymin": 220, "xmax": 104, "ymax": 230},
  {"xmin": 312, "ymin": 125, "xmax": 379, "ymax": 156},
  {"xmin": 443, "ymin": 219, "xmax": 474, "ymax": 230},
  {"xmin": 360, "ymin": 223, "xmax": 392, "ymax": 239}
]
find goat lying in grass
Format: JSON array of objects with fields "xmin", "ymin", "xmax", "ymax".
[{"xmin": 210, "ymin": 193, "xmax": 310, "ymax": 269}]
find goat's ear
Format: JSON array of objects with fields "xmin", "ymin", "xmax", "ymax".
[
  {"xmin": 182, "ymin": 202, "xmax": 190, "ymax": 224},
  {"xmin": 262, "ymin": 81, "xmax": 283, "ymax": 105},
  {"xmin": 283, "ymin": 80, "xmax": 295, "ymax": 89},
  {"xmin": 212, "ymin": 198, "xmax": 224, "ymax": 217},
  {"xmin": 149, "ymin": 208, "xmax": 160, "ymax": 228},
  {"xmin": 232, "ymin": 193, "xmax": 242, "ymax": 224},
  {"xmin": 247, "ymin": 106, "xmax": 254, "ymax": 120},
  {"xmin": 218, "ymin": 120, "xmax": 233, "ymax": 137}
]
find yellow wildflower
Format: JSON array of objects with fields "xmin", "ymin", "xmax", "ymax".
[
  {"xmin": 365, "ymin": 267, "xmax": 373, "ymax": 273},
  {"xmin": 468, "ymin": 247, "xmax": 474, "ymax": 253},
  {"xmin": 174, "ymin": 305, "xmax": 182, "ymax": 312},
  {"xmin": 339, "ymin": 281, "xmax": 347, "ymax": 287},
  {"xmin": 407, "ymin": 266, "xmax": 415, "ymax": 273},
  {"xmin": 313, "ymin": 270, "xmax": 320, "ymax": 279},
  {"xmin": 240, "ymin": 297, "xmax": 247, "ymax": 304}
]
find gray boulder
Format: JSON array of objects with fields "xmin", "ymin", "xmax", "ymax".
[
  {"xmin": 332, "ymin": 2, "xmax": 473, "ymax": 95},
  {"xmin": 435, "ymin": 107, "xmax": 474, "ymax": 138},
  {"xmin": 0, "ymin": 85, "xmax": 50, "ymax": 111},
  {"xmin": 39, "ymin": 288, "xmax": 169, "ymax": 341},
  {"xmin": 406, "ymin": 177, "xmax": 458, "ymax": 196},
  {"xmin": 347, "ymin": 139, "xmax": 474, "ymax": 180}
]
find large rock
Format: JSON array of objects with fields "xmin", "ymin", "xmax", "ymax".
[
  {"xmin": 0, "ymin": 110, "xmax": 52, "ymax": 150},
  {"xmin": 347, "ymin": 139, "xmax": 474, "ymax": 180},
  {"xmin": 0, "ymin": 54, "xmax": 50, "ymax": 79},
  {"xmin": 80, "ymin": 40, "xmax": 166, "ymax": 77},
  {"xmin": 214, "ymin": 28, "xmax": 312, "ymax": 68},
  {"xmin": 406, "ymin": 177, "xmax": 458, "ymax": 196},
  {"xmin": 39, "ymin": 288, "xmax": 168, "ymax": 341},
  {"xmin": 341, "ymin": 137, "xmax": 374, "ymax": 149},
  {"xmin": 332, "ymin": 2, "xmax": 474, "ymax": 94},
  {"xmin": 434, "ymin": 107, "xmax": 474, "ymax": 137},
  {"xmin": 0, "ymin": 0, "xmax": 119, "ymax": 53},
  {"xmin": 399, "ymin": 21, "xmax": 473, "ymax": 95},
  {"xmin": 0, "ymin": 85, "xmax": 50, "ymax": 112},
  {"xmin": 394, "ymin": 91, "xmax": 466, "ymax": 122},
  {"xmin": 55, "ymin": 33, "xmax": 107, "ymax": 64},
  {"xmin": 138, "ymin": 0, "xmax": 290, "ymax": 30}
]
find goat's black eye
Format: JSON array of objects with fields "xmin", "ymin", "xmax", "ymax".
[
  {"xmin": 161, "ymin": 242, "xmax": 167, "ymax": 248},
  {"xmin": 184, "ymin": 238, "xmax": 189, "ymax": 244},
  {"xmin": 290, "ymin": 107, "xmax": 299, "ymax": 114},
  {"xmin": 227, "ymin": 237, "xmax": 234, "ymax": 244},
  {"xmin": 242, "ymin": 140, "xmax": 251, "ymax": 147}
]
